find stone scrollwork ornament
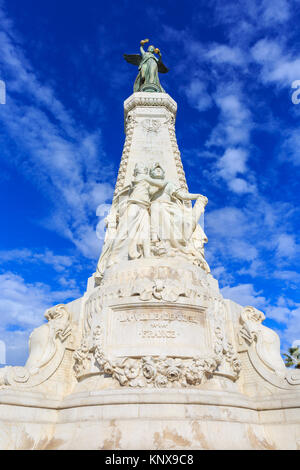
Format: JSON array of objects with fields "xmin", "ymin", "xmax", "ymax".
[
  {"xmin": 239, "ymin": 306, "xmax": 300, "ymax": 387},
  {"xmin": 141, "ymin": 119, "xmax": 161, "ymax": 134},
  {"xmin": 0, "ymin": 304, "xmax": 71, "ymax": 388},
  {"xmin": 214, "ymin": 327, "xmax": 241, "ymax": 380}
]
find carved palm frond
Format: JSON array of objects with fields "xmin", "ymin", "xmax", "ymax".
[{"xmin": 283, "ymin": 347, "xmax": 300, "ymax": 368}]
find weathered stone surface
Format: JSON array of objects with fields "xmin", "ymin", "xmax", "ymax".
[{"xmin": 0, "ymin": 92, "xmax": 299, "ymax": 450}]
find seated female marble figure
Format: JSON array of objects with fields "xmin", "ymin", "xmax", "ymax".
[
  {"xmin": 95, "ymin": 163, "xmax": 166, "ymax": 281},
  {"xmin": 149, "ymin": 162, "xmax": 210, "ymax": 272}
]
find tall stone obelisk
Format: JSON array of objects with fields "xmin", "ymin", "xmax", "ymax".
[
  {"xmin": 73, "ymin": 87, "xmax": 240, "ymax": 387},
  {"xmin": 0, "ymin": 40, "xmax": 299, "ymax": 450}
]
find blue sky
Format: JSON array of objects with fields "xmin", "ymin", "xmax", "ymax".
[{"xmin": 0, "ymin": 0, "xmax": 299, "ymax": 365}]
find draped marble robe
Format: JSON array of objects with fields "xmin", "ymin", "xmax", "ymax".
[
  {"xmin": 134, "ymin": 50, "xmax": 165, "ymax": 92},
  {"xmin": 95, "ymin": 174, "xmax": 162, "ymax": 281},
  {"xmin": 150, "ymin": 182, "xmax": 210, "ymax": 272}
]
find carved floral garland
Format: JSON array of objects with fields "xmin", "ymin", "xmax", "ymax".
[{"xmin": 73, "ymin": 323, "xmax": 241, "ymax": 387}]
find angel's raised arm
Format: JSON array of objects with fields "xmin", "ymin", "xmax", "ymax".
[{"xmin": 140, "ymin": 38, "xmax": 149, "ymax": 56}]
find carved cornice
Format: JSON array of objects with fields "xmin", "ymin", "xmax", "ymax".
[{"xmin": 124, "ymin": 92, "xmax": 177, "ymax": 119}]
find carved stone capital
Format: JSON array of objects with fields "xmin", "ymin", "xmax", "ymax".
[{"xmin": 124, "ymin": 92, "xmax": 177, "ymax": 121}]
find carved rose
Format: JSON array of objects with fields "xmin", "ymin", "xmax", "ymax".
[
  {"xmin": 155, "ymin": 374, "xmax": 168, "ymax": 387},
  {"xmin": 142, "ymin": 357, "xmax": 157, "ymax": 380},
  {"xmin": 160, "ymin": 358, "xmax": 182, "ymax": 383},
  {"xmin": 204, "ymin": 357, "xmax": 219, "ymax": 374},
  {"xmin": 124, "ymin": 358, "xmax": 140, "ymax": 380},
  {"xmin": 166, "ymin": 366, "xmax": 181, "ymax": 382},
  {"xmin": 185, "ymin": 360, "xmax": 205, "ymax": 385},
  {"xmin": 73, "ymin": 341, "xmax": 90, "ymax": 376}
]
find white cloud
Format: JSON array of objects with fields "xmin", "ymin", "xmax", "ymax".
[
  {"xmin": 275, "ymin": 233, "xmax": 298, "ymax": 258},
  {"xmin": 273, "ymin": 270, "xmax": 300, "ymax": 282},
  {"xmin": 221, "ymin": 283, "xmax": 267, "ymax": 308},
  {"xmin": 206, "ymin": 44, "xmax": 246, "ymax": 66},
  {"xmin": 221, "ymin": 281, "xmax": 300, "ymax": 350},
  {"xmin": 205, "ymin": 197, "xmax": 299, "ymax": 282},
  {"xmin": 251, "ymin": 38, "xmax": 283, "ymax": 64},
  {"xmin": 206, "ymin": 91, "xmax": 252, "ymax": 149},
  {"xmin": 206, "ymin": 207, "xmax": 248, "ymax": 238},
  {"xmin": 0, "ymin": 272, "xmax": 79, "ymax": 365},
  {"xmin": 228, "ymin": 177, "xmax": 255, "ymax": 194},
  {"xmin": 0, "ymin": 6, "xmax": 114, "ymax": 261},
  {"xmin": 281, "ymin": 307, "xmax": 300, "ymax": 349},
  {"xmin": 265, "ymin": 305, "xmax": 291, "ymax": 323},
  {"xmin": 216, "ymin": 148, "xmax": 248, "ymax": 179},
  {"xmin": 260, "ymin": 0, "xmax": 291, "ymax": 26},
  {"xmin": 279, "ymin": 129, "xmax": 300, "ymax": 166},
  {"xmin": 184, "ymin": 79, "xmax": 213, "ymax": 111},
  {"xmin": 0, "ymin": 248, "xmax": 75, "ymax": 272},
  {"xmin": 214, "ymin": 147, "xmax": 256, "ymax": 194},
  {"xmin": 251, "ymin": 38, "xmax": 300, "ymax": 86}
]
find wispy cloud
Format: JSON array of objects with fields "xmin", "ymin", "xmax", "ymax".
[
  {"xmin": 0, "ymin": 271, "xmax": 80, "ymax": 365},
  {"xmin": 0, "ymin": 5, "xmax": 114, "ymax": 260},
  {"xmin": 251, "ymin": 38, "xmax": 300, "ymax": 87}
]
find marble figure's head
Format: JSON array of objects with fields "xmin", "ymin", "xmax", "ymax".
[
  {"xmin": 133, "ymin": 163, "xmax": 148, "ymax": 177},
  {"xmin": 149, "ymin": 162, "xmax": 165, "ymax": 180}
]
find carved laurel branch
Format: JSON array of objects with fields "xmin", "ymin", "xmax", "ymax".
[
  {"xmin": 118, "ymin": 279, "xmax": 193, "ymax": 303},
  {"xmin": 113, "ymin": 112, "xmax": 137, "ymax": 198},
  {"xmin": 141, "ymin": 118, "xmax": 161, "ymax": 134},
  {"xmin": 100, "ymin": 269, "xmax": 213, "ymax": 305},
  {"xmin": 214, "ymin": 326, "xmax": 241, "ymax": 378}
]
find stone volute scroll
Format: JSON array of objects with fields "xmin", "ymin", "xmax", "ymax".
[
  {"xmin": 239, "ymin": 306, "xmax": 300, "ymax": 389},
  {"xmin": 0, "ymin": 304, "xmax": 71, "ymax": 389}
]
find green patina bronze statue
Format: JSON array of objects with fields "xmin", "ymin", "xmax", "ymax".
[{"xmin": 124, "ymin": 38, "xmax": 169, "ymax": 93}]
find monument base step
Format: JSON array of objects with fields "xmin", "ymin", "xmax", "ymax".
[{"xmin": 0, "ymin": 388, "xmax": 299, "ymax": 449}]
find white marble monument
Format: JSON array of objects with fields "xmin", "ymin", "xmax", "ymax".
[{"xmin": 0, "ymin": 91, "xmax": 299, "ymax": 450}]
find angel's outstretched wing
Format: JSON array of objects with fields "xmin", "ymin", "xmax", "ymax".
[
  {"xmin": 158, "ymin": 61, "xmax": 169, "ymax": 74},
  {"xmin": 123, "ymin": 54, "xmax": 141, "ymax": 66}
]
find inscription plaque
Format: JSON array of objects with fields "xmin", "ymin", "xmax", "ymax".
[{"xmin": 106, "ymin": 304, "xmax": 210, "ymax": 358}]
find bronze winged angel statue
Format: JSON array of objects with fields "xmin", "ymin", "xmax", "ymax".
[{"xmin": 124, "ymin": 38, "xmax": 169, "ymax": 93}]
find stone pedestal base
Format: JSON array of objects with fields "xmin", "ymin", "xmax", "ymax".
[{"xmin": 0, "ymin": 388, "xmax": 299, "ymax": 450}]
